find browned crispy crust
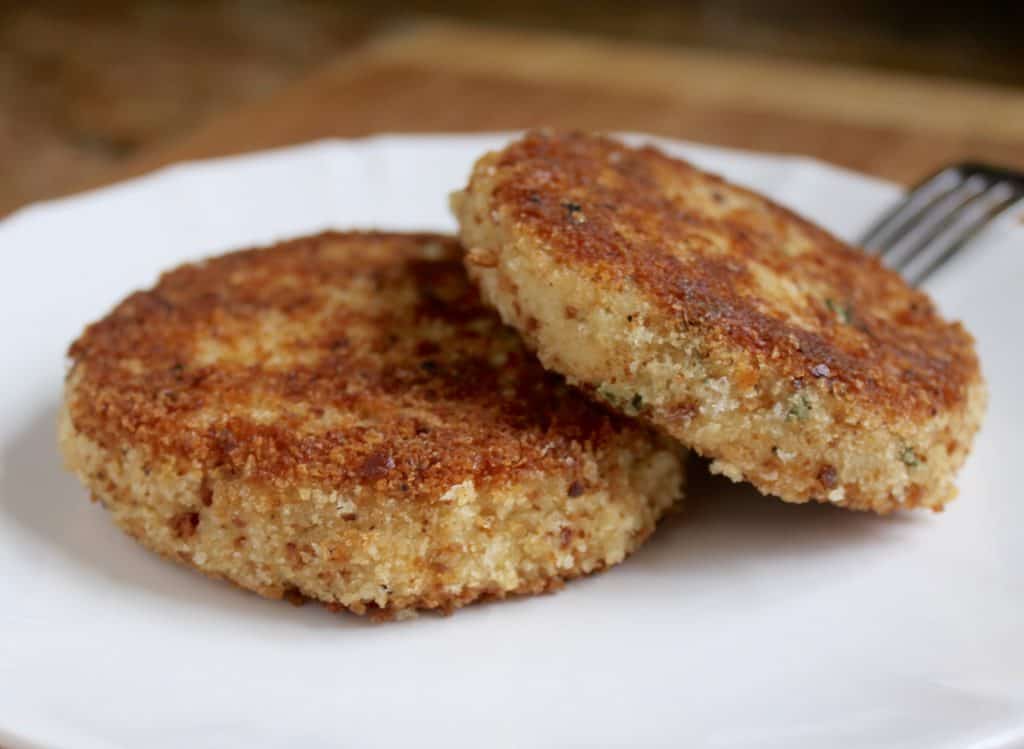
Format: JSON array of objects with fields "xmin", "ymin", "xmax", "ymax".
[
  {"xmin": 453, "ymin": 131, "xmax": 985, "ymax": 511},
  {"xmin": 61, "ymin": 231, "xmax": 685, "ymax": 615},
  {"xmin": 476, "ymin": 131, "xmax": 977, "ymax": 418},
  {"xmin": 66, "ymin": 231, "xmax": 642, "ymax": 499}
]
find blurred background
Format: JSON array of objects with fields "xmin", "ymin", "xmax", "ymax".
[{"xmin": 3, "ymin": 0, "xmax": 1023, "ymax": 215}]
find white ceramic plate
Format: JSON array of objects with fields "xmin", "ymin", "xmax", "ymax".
[{"xmin": 1, "ymin": 134, "xmax": 1022, "ymax": 749}]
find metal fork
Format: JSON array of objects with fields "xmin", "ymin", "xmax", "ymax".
[{"xmin": 859, "ymin": 163, "xmax": 1024, "ymax": 286}]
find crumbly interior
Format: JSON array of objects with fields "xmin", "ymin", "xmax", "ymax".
[
  {"xmin": 455, "ymin": 188, "xmax": 986, "ymax": 513},
  {"xmin": 60, "ymin": 405, "xmax": 684, "ymax": 618}
]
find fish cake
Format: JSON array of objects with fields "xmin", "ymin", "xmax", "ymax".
[
  {"xmin": 60, "ymin": 231, "xmax": 685, "ymax": 618},
  {"xmin": 452, "ymin": 131, "xmax": 985, "ymax": 513}
]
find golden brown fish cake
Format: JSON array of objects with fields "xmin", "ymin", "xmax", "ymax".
[
  {"xmin": 60, "ymin": 231, "xmax": 685, "ymax": 618},
  {"xmin": 453, "ymin": 131, "xmax": 985, "ymax": 513}
]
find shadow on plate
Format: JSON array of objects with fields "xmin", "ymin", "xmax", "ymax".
[
  {"xmin": 627, "ymin": 454, "xmax": 919, "ymax": 583},
  {"xmin": 1, "ymin": 402, "xmax": 921, "ymax": 628}
]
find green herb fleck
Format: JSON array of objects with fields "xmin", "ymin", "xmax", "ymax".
[
  {"xmin": 900, "ymin": 447, "xmax": 919, "ymax": 467},
  {"xmin": 598, "ymin": 386, "xmax": 644, "ymax": 415},
  {"xmin": 597, "ymin": 386, "xmax": 623, "ymax": 409},
  {"xmin": 787, "ymin": 394, "xmax": 812, "ymax": 421},
  {"xmin": 825, "ymin": 298, "xmax": 854, "ymax": 325}
]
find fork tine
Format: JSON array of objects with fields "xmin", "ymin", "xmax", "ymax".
[
  {"xmin": 859, "ymin": 166, "xmax": 964, "ymax": 254},
  {"xmin": 901, "ymin": 185, "xmax": 1023, "ymax": 286},
  {"xmin": 881, "ymin": 174, "xmax": 991, "ymax": 271},
  {"xmin": 860, "ymin": 162, "xmax": 1024, "ymax": 287}
]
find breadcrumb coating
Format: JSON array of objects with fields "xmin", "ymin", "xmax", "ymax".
[
  {"xmin": 453, "ymin": 131, "xmax": 985, "ymax": 512},
  {"xmin": 61, "ymin": 231, "xmax": 686, "ymax": 617}
]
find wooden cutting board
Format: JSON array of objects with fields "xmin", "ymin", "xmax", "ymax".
[{"xmin": 64, "ymin": 20, "xmax": 1024, "ymax": 196}]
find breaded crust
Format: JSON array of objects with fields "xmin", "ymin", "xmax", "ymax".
[
  {"xmin": 60, "ymin": 231, "xmax": 685, "ymax": 617},
  {"xmin": 453, "ymin": 131, "xmax": 986, "ymax": 513}
]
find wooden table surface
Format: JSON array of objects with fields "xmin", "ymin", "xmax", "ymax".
[
  {"xmin": 92, "ymin": 21, "xmax": 1024, "ymax": 193},
  {"xmin": 15, "ymin": 19, "xmax": 1024, "ymax": 215}
]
